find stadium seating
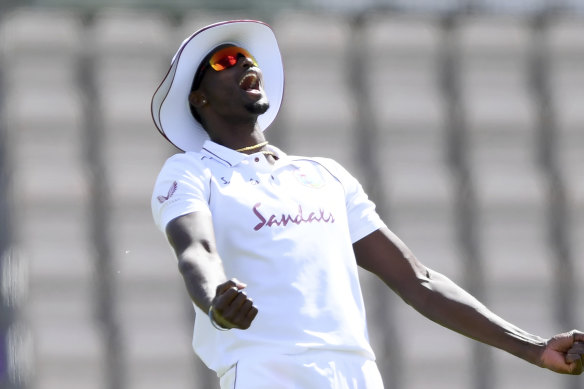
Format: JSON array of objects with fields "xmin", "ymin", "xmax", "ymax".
[
  {"xmin": 545, "ymin": 15, "xmax": 584, "ymax": 331},
  {"xmin": 546, "ymin": 16, "xmax": 584, "ymax": 185},
  {"xmin": 455, "ymin": 15, "xmax": 538, "ymax": 169},
  {"xmin": 272, "ymin": 12, "xmax": 364, "ymax": 177},
  {"xmin": 0, "ymin": 8, "xmax": 107, "ymax": 389},
  {"xmin": 454, "ymin": 15, "xmax": 568, "ymax": 389}
]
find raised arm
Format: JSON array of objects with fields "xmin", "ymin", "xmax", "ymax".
[
  {"xmin": 166, "ymin": 212, "xmax": 258, "ymax": 329},
  {"xmin": 353, "ymin": 227, "xmax": 584, "ymax": 374}
]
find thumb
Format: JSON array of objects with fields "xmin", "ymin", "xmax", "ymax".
[
  {"xmin": 231, "ymin": 278, "xmax": 248, "ymax": 290},
  {"xmin": 216, "ymin": 278, "xmax": 248, "ymax": 295}
]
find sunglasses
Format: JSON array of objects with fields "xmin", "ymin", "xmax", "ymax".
[
  {"xmin": 207, "ymin": 46, "xmax": 258, "ymax": 71},
  {"xmin": 191, "ymin": 46, "xmax": 258, "ymax": 91}
]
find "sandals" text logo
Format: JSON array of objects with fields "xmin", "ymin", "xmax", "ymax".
[{"xmin": 252, "ymin": 202, "xmax": 335, "ymax": 231}]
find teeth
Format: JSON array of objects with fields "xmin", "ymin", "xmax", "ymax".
[{"xmin": 239, "ymin": 73, "xmax": 259, "ymax": 89}]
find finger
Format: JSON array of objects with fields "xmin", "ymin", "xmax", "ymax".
[
  {"xmin": 569, "ymin": 356, "xmax": 583, "ymax": 375},
  {"xmin": 231, "ymin": 278, "xmax": 248, "ymax": 290},
  {"xmin": 214, "ymin": 290, "xmax": 245, "ymax": 320},
  {"xmin": 233, "ymin": 290, "xmax": 249, "ymax": 307},
  {"xmin": 216, "ymin": 279, "xmax": 238, "ymax": 295},
  {"xmin": 231, "ymin": 300, "xmax": 254, "ymax": 326},
  {"xmin": 246, "ymin": 305, "xmax": 258, "ymax": 322},
  {"xmin": 566, "ymin": 353, "xmax": 581, "ymax": 363},
  {"xmin": 572, "ymin": 331, "xmax": 584, "ymax": 343},
  {"xmin": 565, "ymin": 341, "xmax": 584, "ymax": 365},
  {"xmin": 567, "ymin": 341, "xmax": 584, "ymax": 355},
  {"xmin": 239, "ymin": 305, "xmax": 259, "ymax": 329},
  {"xmin": 213, "ymin": 287, "xmax": 242, "ymax": 314},
  {"xmin": 549, "ymin": 331, "xmax": 580, "ymax": 352},
  {"xmin": 224, "ymin": 291, "xmax": 249, "ymax": 316},
  {"xmin": 246, "ymin": 305, "xmax": 258, "ymax": 323}
]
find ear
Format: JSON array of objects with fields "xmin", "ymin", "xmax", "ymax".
[{"xmin": 188, "ymin": 91, "xmax": 207, "ymax": 108}]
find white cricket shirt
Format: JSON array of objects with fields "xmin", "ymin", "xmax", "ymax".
[{"xmin": 151, "ymin": 140, "xmax": 386, "ymax": 375}]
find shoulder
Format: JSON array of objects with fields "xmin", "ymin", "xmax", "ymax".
[
  {"xmin": 289, "ymin": 156, "xmax": 357, "ymax": 184},
  {"xmin": 156, "ymin": 151, "xmax": 211, "ymax": 180},
  {"xmin": 161, "ymin": 151, "xmax": 205, "ymax": 169},
  {"xmin": 287, "ymin": 155, "xmax": 343, "ymax": 172},
  {"xmin": 151, "ymin": 151, "xmax": 214, "ymax": 230}
]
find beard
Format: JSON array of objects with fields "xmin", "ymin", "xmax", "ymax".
[{"xmin": 245, "ymin": 99, "xmax": 270, "ymax": 116}]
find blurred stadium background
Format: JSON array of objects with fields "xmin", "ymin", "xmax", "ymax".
[{"xmin": 0, "ymin": 0, "xmax": 583, "ymax": 388}]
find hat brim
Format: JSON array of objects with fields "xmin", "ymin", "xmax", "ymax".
[{"xmin": 151, "ymin": 20, "xmax": 284, "ymax": 152}]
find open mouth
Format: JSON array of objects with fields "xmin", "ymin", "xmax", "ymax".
[{"xmin": 239, "ymin": 72, "xmax": 260, "ymax": 91}]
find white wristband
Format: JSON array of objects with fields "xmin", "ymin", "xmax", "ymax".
[{"xmin": 208, "ymin": 305, "xmax": 230, "ymax": 331}]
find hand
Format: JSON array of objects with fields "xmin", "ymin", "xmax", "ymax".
[
  {"xmin": 539, "ymin": 330, "xmax": 584, "ymax": 374},
  {"xmin": 210, "ymin": 278, "xmax": 258, "ymax": 330}
]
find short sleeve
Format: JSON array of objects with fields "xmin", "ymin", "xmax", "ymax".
[
  {"xmin": 151, "ymin": 153, "xmax": 211, "ymax": 232},
  {"xmin": 314, "ymin": 158, "xmax": 386, "ymax": 243}
]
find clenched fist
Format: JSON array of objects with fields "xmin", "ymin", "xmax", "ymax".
[{"xmin": 209, "ymin": 278, "xmax": 258, "ymax": 330}]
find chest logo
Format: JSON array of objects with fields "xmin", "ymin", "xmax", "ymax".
[
  {"xmin": 294, "ymin": 168, "xmax": 325, "ymax": 189},
  {"xmin": 252, "ymin": 202, "xmax": 335, "ymax": 231}
]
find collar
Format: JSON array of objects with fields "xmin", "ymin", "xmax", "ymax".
[{"xmin": 200, "ymin": 140, "xmax": 285, "ymax": 167}]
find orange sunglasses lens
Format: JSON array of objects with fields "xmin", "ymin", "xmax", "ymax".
[{"xmin": 208, "ymin": 46, "xmax": 258, "ymax": 71}]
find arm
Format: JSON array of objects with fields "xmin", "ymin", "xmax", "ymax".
[
  {"xmin": 165, "ymin": 211, "xmax": 258, "ymax": 329},
  {"xmin": 354, "ymin": 227, "xmax": 584, "ymax": 374}
]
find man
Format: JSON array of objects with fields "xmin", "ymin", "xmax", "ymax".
[{"xmin": 151, "ymin": 20, "xmax": 583, "ymax": 388}]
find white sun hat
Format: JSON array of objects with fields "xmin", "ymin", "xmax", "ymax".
[{"xmin": 151, "ymin": 20, "xmax": 285, "ymax": 152}]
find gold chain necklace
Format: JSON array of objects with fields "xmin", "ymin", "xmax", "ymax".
[{"xmin": 236, "ymin": 141, "xmax": 269, "ymax": 152}]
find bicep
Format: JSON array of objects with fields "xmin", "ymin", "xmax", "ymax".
[
  {"xmin": 354, "ymin": 227, "xmax": 429, "ymax": 297},
  {"xmin": 165, "ymin": 211, "xmax": 218, "ymax": 259}
]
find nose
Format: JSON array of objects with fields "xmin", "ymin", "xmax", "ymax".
[{"xmin": 241, "ymin": 56, "xmax": 255, "ymax": 68}]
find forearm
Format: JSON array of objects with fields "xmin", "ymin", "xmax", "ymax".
[
  {"xmin": 400, "ymin": 269, "xmax": 546, "ymax": 366},
  {"xmin": 356, "ymin": 229, "xmax": 581, "ymax": 373},
  {"xmin": 177, "ymin": 246, "xmax": 228, "ymax": 312},
  {"xmin": 165, "ymin": 213, "xmax": 229, "ymax": 312}
]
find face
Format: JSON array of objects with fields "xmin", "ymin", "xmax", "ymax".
[{"xmin": 190, "ymin": 44, "xmax": 270, "ymax": 125}]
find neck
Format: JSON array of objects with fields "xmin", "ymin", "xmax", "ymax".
[
  {"xmin": 208, "ymin": 128, "xmax": 267, "ymax": 154},
  {"xmin": 202, "ymin": 111, "xmax": 268, "ymax": 152}
]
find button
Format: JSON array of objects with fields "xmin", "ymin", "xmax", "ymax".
[{"xmin": 254, "ymin": 157, "xmax": 260, "ymax": 162}]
